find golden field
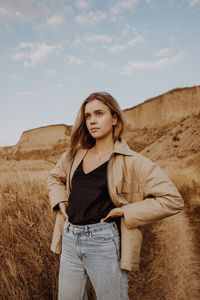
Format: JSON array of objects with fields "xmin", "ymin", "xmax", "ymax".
[{"xmin": 0, "ymin": 150, "xmax": 200, "ymax": 300}]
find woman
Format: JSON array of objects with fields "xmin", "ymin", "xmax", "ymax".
[{"xmin": 47, "ymin": 92, "xmax": 184, "ymax": 300}]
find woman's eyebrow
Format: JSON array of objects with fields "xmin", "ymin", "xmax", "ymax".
[
  {"xmin": 85, "ymin": 109, "xmax": 104, "ymax": 115},
  {"xmin": 94, "ymin": 109, "xmax": 104, "ymax": 113}
]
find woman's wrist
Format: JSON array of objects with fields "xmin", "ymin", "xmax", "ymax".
[{"xmin": 120, "ymin": 206, "xmax": 124, "ymax": 216}]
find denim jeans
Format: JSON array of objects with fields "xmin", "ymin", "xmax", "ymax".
[{"xmin": 58, "ymin": 220, "xmax": 129, "ymax": 300}]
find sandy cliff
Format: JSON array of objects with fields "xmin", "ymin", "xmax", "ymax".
[
  {"xmin": 15, "ymin": 124, "xmax": 72, "ymax": 153},
  {"xmin": 123, "ymin": 86, "xmax": 200, "ymax": 129}
]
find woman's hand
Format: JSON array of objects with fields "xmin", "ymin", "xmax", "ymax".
[
  {"xmin": 59, "ymin": 202, "xmax": 68, "ymax": 219},
  {"xmin": 101, "ymin": 207, "xmax": 124, "ymax": 222}
]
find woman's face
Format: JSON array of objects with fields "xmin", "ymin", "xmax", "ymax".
[{"xmin": 84, "ymin": 99, "xmax": 117, "ymax": 141}]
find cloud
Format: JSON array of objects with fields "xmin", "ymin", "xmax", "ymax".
[
  {"xmin": 45, "ymin": 6, "xmax": 73, "ymax": 29},
  {"xmin": 155, "ymin": 48, "xmax": 170, "ymax": 57},
  {"xmin": 19, "ymin": 42, "xmax": 34, "ymax": 48},
  {"xmin": 120, "ymin": 51, "xmax": 185, "ymax": 75},
  {"xmin": 47, "ymin": 14, "xmax": 65, "ymax": 28},
  {"xmin": 189, "ymin": 0, "xmax": 200, "ymax": 6},
  {"xmin": 0, "ymin": 0, "xmax": 43, "ymax": 21},
  {"xmin": 0, "ymin": 5, "xmax": 21, "ymax": 31},
  {"xmin": 75, "ymin": 10, "xmax": 107, "ymax": 25},
  {"xmin": 107, "ymin": 44, "xmax": 126, "ymax": 53},
  {"xmin": 111, "ymin": 0, "xmax": 139, "ymax": 15},
  {"xmin": 0, "ymin": 6, "xmax": 12, "ymax": 19},
  {"xmin": 70, "ymin": 34, "xmax": 112, "ymax": 48},
  {"xmin": 75, "ymin": 0, "xmax": 92, "ymax": 9},
  {"xmin": 121, "ymin": 24, "xmax": 136, "ymax": 36},
  {"xmin": 107, "ymin": 35, "xmax": 144, "ymax": 53},
  {"xmin": 92, "ymin": 61, "xmax": 106, "ymax": 69},
  {"xmin": 11, "ymin": 51, "xmax": 28, "ymax": 61},
  {"xmin": 128, "ymin": 36, "xmax": 145, "ymax": 45},
  {"xmin": 0, "ymin": 1, "xmax": 74, "ymax": 31},
  {"xmin": 11, "ymin": 42, "xmax": 59, "ymax": 67},
  {"xmin": 67, "ymin": 55, "xmax": 85, "ymax": 66},
  {"xmin": 84, "ymin": 34, "xmax": 112, "ymax": 43}
]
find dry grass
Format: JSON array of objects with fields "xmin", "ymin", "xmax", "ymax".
[
  {"xmin": 0, "ymin": 153, "xmax": 200, "ymax": 299},
  {"xmin": 0, "ymin": 165, "xmax": 59, "ymax": 300}
]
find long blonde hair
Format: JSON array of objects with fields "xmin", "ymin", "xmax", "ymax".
[{"xmin": 69, "ymin": 92, "xmax": 126, "ymax": 159}]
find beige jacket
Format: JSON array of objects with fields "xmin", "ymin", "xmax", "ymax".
[{"xmin": 47, "ymin": 138, "xmax": 184, "ymax": 272}]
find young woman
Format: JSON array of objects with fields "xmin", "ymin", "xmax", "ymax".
[{"xmin": 47, "ymin": 92, "xmax": 184, "ymax": 300}]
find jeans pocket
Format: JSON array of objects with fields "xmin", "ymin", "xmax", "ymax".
[{"xmin": 89, "ymin": 229, "xmax": 113, "ymax": 243}]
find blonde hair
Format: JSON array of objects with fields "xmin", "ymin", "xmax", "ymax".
[{"xmin": 69, "ymin": 92, "xmax": 126, "ymax": 159}]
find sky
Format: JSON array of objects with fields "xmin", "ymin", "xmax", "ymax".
[{"xmin": 0, "ymin": 0, "xmax": 200, "ymax": 147}]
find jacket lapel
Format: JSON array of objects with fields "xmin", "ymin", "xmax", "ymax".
[{"xmin": 69, "ymin": 148, "xmax": 88, "ymax": 188}]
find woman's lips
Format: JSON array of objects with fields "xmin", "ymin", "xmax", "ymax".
[{"xmin": 91, "ymin": 127, "xmax": 99, "ymax": 132}]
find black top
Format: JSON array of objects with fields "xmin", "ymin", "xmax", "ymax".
[{"xmin": 67, "ymin": 159, "xmax": 116, "ymax": 225}]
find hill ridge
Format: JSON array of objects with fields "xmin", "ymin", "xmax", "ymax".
[{"xmin": 123, "ymin": 85, "xmax": 200, "ymax": 113}]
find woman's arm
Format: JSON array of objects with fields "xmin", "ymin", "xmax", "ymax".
[
  {"xmin": 47, "ymin": 151, "xmax": 69, "ymax": 211},
  {"xmin": 123, "ymin": 154, "xmax": 184, "ymax": 229},
  {"xmin": 101, "ymin": 207, "xmax": 124, "ymax": 222}
]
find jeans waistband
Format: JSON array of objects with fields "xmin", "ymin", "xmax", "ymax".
[{"xmin": 64, "ymin": 219, "xmax": 117, "ymax": 234}]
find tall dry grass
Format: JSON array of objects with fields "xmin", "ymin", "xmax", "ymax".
[
  {"xmin": 0, "ymin": 162, "xmax": 59, "ymax": 300},
  {"xmin": 0, "ymin": 154, "xmax": 200, "ymax": 299}
]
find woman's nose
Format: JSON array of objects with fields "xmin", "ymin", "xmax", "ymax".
[{"xmin": 90, "ymin": 115, "xmax": 97, "ymax": 124}]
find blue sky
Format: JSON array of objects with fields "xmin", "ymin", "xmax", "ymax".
[{"xmin": 0, "ymin": 0, "xmax": 200, "ymax": 146}]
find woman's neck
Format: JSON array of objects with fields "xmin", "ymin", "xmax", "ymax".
[{"xmin": 92, "ymin": 135, "xmax": 114, "ymax": 155}]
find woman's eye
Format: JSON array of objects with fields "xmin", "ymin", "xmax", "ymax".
[{"xmin": 97, "ymin": 112, "xmax": 103, "ymax": 116}]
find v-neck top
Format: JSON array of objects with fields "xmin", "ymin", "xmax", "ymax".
[{"xmin": 67, "ymin": 159, "xmax": 116, "ymax": 225}]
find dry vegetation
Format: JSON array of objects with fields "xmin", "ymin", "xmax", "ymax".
[
  {"xmin": 1, "ymin": 149, "xmax": 200, "ymax": 300},
  {"xmin": 0, "ymin": 162, "xmax": 59, "ymax": 299}
]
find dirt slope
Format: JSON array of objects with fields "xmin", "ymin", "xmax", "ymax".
[{"xmin": 140, "ymin": 114, "xmax": 200, "ymax": 161}]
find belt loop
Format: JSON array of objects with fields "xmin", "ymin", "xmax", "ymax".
[
  {"xmin": 85, "ymin": 225, "xmax": 90, "ymax": 237},
  {"xmin": 112, "ymin": 221, "xmax": 117, "ymax": 229},
  {"xmin": 65, "ymin": 222, "xmax": 70, "ymax": 232}
]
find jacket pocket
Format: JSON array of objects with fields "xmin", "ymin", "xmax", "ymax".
[{"xmin": 116, "ymin": 181, "xmax": 141, "ymax": 204}]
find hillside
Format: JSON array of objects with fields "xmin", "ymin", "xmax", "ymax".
[
  {"xmin": 123, "ymin": 86, "xmax": 200, "ymax": 129},
  {"xmin": 15, "ymin": 124, "xmax": 72, "ymax": 152},
  {"xmin": 123, "ymin": 86, "xmax": 200, "ymax": 155},
  {"xmin": 141, "ymin": 114, "xmax": 200, "ymax": 161},
  {"xmin": 0, "ymin": 124, "xmax": 72, "ymax": 160}
]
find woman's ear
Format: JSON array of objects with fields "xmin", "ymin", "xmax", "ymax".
[{"xmin": 112, "ymin": 114, "xmax": 118, "ymax": 126}]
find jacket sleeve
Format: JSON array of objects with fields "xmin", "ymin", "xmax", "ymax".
[
  {"xmin": 123, "ymin": 154, "xmax": 184, "ymax": 229},
  {"xmin": 47, "ymin": 151, "xmax": 69, "ymax": 211}
]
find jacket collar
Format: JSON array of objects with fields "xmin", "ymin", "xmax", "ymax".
[
  {"xmin": 76, "ymin": 137, "xmax": 133, "ymax": 157},
  {"xmin": 113, "ymin": 138, "xmax": 133, "ymax": 156}
]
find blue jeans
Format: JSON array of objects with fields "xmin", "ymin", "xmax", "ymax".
[{"xmin": 58, "ymin": 220, "xmax": 129, "ymax": 300}]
